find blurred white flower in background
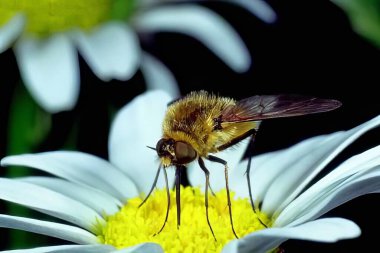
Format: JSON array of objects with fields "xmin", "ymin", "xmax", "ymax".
[{"xmin": 0, "ymin": 0, "xmax": 276, "ymax": 113}]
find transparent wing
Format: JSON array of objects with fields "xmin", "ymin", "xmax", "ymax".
[{"xmin": 221, "ymin": 94, "xmax": 342, "ymax": 122}]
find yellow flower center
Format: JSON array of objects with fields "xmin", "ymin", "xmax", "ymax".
[
  {"xmin": 0, "ymin": 0, "xmax": 136, "ymax": 37},
  {"xmin": 98, "ymin": 187, "xmax": 270, "ymax": 253}
]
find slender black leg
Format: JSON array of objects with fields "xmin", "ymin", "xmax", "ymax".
[
  {"xmin": 209, "ymin": 184, "xmax": 216, "ymax": 197},
  {"xmin": 207, "ymin": 155, "xmax": 239, "ymax": 239},
  {"xmin": 246, "ymin": 155, "xmax": 256, "ymax": 212},
  {"xmin": 139, "ymin": 164, "xmax": 162, "ymax": 208},
  {"xmin": 154, "ymin": 167, "xmax": 170, "ymax": 235},
  {"xmin": 216, "ymin": 129, "xmax": 258, "ymax": 206},
  {"xmin": 175, "ymin": 165, "xmax": 182, "ymax": 229},
  {"xmin": 198, "ymin": 158, "xmax": 217, "ymax": 241},
  {"xmin": 245, "ymin": 136, "xmax": 267, "ymax": 227}
]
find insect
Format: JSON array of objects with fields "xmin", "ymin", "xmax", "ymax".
[{"xmin": 140, "ymin": 90, "xmax": 341, "ymax": 240}]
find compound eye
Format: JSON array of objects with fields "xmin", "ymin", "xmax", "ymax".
[
  {"xmin": 174, "ymin": 141, "xmax": 197, "ymax": 164},
  {"xmin": 156, "ymin": 138, "xmax": 168, "ymax": 157}
]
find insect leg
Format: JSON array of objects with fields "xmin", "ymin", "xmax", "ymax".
[
  {"xmin": 246, "ymin": 135, "xmax": 267, "ymax": 227},
  {"xmin": 207, "ymin": 155, "xmax": 239, "ymax": 239},
  {"xmin": 245, "ymin": 133, "xmax": 258, "ymax": 212},
  {"xmin": 215, "ymin": 128, "xmax": 265, "ymax": 224},
  {"xmin": 154, "ymin": 167, "xmax": 170, "ymax": 235},
  {"xmin": 139, "ymin": 163, "xmax": 162, "ymax": 208},
  {"xmin": 198, "ymin": 157, "xmax": 217, "ymax": 241},
  {"xmin": 246, "ymin": 155, "xmax": 256, "ymax": 212},
  {"xmin": 209, "ymin": 184, "xmax": 216, "ymax": 197},
  {"xmin": 214, "ymin": 127, "xmax": 256, "ymax": 209},
  {"xmin": 175, "ymin": 165, "xmax": 182, "ymax": 228}
]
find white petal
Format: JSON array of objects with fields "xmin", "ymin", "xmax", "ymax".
[
  {"xmin": 0, "ymin": 178, "xmax": 104, "ymax": 232},
  {"xmin": 1, "ymin": 151, "xmax": 138, "ymax": 202},
  {"xmin": 20, "ymin": 176, "xmax": 122, "ymax": 215},
  {"xmin": 0, "ymin": 214, "xmax": 97, "ymax": 244},
  {"xmin": 231, "ymin": 134, "xmax": 328, "ymax": 205},
  {"xmin": 73, "ymin": 22, "xmax": 140, "ymax": 81},
  {"xmin": 0, "ymin": 14, "xmax": 25, "ymax": 53},
  {"xmin": 110, "ymin": 243, "xmax": 163, "ymax": 253},
  {"xmin": 221, "ymin": 239, "xmax": 238, "ymax": 253},
  {"xmin": 109, "ymin": 90, "xmax": 175, "ymax": 194},
  {"xmin": 293, "ymin": 169, "xmax": 380, "ymax": 226},
  {"xmin": 253, "ymin": 115, "xmax": 380, "ymax": 215},
  {"xmin": 0, "ymin": 245, "xmax": 114, "ymax": 253},
  {"xmin": 188, "ymin": 138, "xmax": 250, "ymax": 192},
  {"xmin": 140, "ymin": 52, "xmax": 180, "ymax": 98},
  {"xmin": 224, "ymin": 218, "xmax": 360, "ymax": 253},
  {"xmin": 275, "ymin": 145, "xmax": 380, "ymax": 226},
  {"xmin": 137, "ymin": 0, "xmax": 277, "ymax": 24},
  {"xmin": 222, "ymin": 0, "xmax": 277, "ymax": 23},
  {"xmin": 134, "ymin": 5, "xmax": 251, "ymax": 72},
  {"xmin": 14, "ymin": 34, "xmax": 79, "ymax": 113},
  {"xmin": 259, "ymin": 134, "xmax": 338, "ymax": 213}
]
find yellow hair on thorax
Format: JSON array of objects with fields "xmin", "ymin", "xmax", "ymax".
[{"xmin": 162, "ymin": 91, "xmax": 236, "ymax": 156}]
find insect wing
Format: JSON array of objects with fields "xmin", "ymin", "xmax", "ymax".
[{"xmin": 221, "ymin": 94, "xmax": 342, "ymax": 122}]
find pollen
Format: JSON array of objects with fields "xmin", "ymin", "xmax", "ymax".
[
  {"xmin": 0, "ymin": 0, "xmax": 135, "ymax": 37},
  {"xmin": 98, "ymin": 187, "xmax": 270, "ymax": 253}
]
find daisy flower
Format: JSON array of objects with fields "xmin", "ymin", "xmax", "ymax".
[
  {"xmin": 0, "ymin": 0, "xmax": 276, "ymax": 113},
  {"xmin": 2, "ymin": 90, "xmax": 379, "ymax": 253}
]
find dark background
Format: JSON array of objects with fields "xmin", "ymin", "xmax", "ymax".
[{"xmin": 1, "ymin": 0, "xmax": 380, "ymax": 252}]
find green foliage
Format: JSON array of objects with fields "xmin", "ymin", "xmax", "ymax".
[
  {"xmin": 110, "ymin": 0, "xmax": 137, "ymax": 21},
  {"xmin": 6, "ymin": 82, "xmax": 51, "ymax": 249},
  {"xmin": 333, "ymin": 0, "xmax": 380, "ymax": 48}
]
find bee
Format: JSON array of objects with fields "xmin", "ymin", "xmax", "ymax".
[{"xmin": 141, "ymin": 90, "xmax": 341, "ymax": 240}]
